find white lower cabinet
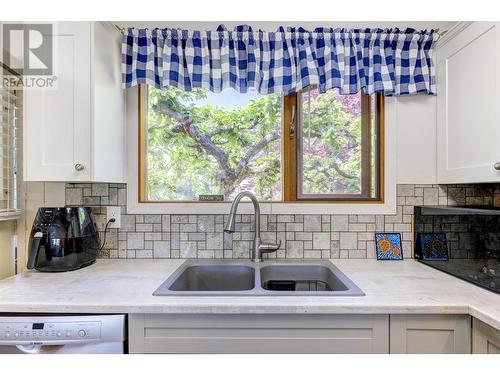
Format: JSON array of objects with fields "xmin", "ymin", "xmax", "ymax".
[
  {"xmin": 390, "ymin": 315, "xmax": 471, "ymax": 354},
  {"xmin": 472, "ymin": 318, "xmax": 500, "ymax": 354},
  {"xmin": 129, "ymin": 314, "xmax": 474, "ymax": 354},
  {"xmin": 129, "ymin": 314, "xmax": 389, "ymax": 354}
]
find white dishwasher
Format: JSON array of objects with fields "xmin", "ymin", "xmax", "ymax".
[{"xmin": 0, "ymin": 315, "xmax": 126, "ymax": 354}]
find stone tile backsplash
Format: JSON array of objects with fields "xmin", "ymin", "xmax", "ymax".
[
  {"xmin": 414, "ymin": 207, "xmax": 500, "ymax": 259},
  {"xmin": 64, "ymin": 183, "xmax": 500, "ymax": 260}
]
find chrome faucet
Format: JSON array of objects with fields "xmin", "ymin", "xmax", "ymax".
[{"xmin": 224, "ymin": 191, "xmax": 281, "ymax": 262}]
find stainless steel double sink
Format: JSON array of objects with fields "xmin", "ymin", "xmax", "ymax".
[{"xmin": 153, "ymin": 260, "xmax": 364, "ymax": 296}]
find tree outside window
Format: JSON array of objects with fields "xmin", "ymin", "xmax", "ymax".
[{"xmin": 141, "ymin": 85, "xmax": 382, "ymax": 203}]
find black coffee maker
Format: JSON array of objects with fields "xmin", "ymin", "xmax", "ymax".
[{"xmin": 27, "ymin": 207, "xmax": 100, "ymax": 272}]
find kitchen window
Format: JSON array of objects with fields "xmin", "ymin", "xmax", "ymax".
[
  {"xmin": 286, "ymin": 87, "xmax": 383, "ymax": 202},
  {"xmin": 138, "ymin": 84, "xmax": 384, "ymax": 203}
]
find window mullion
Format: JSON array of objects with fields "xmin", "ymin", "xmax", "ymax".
[{"xmin": 361, "ymin": 93, "xmax": 372, "ymax": 198}]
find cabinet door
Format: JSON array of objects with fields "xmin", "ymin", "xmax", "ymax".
[
  {"xmin": 472, "ymin": 318, "xmax": 500, "ymax": 354},
  {"xmin": 129, "ymin": 314, "xmax": 389, "ymax": 354},
  {"xmin": 390, "ymin": 315, "xmax": 471, "ymax": 354},
  {"xmin": 436, "ymin": 22, "xmax": 500, "ymax": 183},
  {"xmin": 24, "ymin": 22, "xmax": 91, "ymax": 181}
]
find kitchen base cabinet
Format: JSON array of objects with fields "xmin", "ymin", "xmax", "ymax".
[
  {"xmin": 390, "ymin": 315, "xmax": 471, "ymax": 354},
  {"xmin": 472, "ymin": 318, "xmax": 500, "ymax": 354},
  {"xmin": 129, "ymin": 314, "xmax": 389, "ymax": 354}
]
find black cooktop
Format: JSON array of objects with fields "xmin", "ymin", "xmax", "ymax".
[{"xmin": 419, "ymin": 259, "xmax": 500, "ymax": 294}]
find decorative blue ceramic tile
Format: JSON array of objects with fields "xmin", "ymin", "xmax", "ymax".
[
  {"xmin": 375, "ymin": 233, "xmax": 403, "ymax": 260},
  {"xmin": 417, "ymin": 233, "xmax": 449, "ymax": 260}
]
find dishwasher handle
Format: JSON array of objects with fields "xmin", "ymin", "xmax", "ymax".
[
  {"xmin": 15, "ymin": 343, "xmax": 95, "ymax": 354},
  {"xmin": 15, "ymin": 344, "xmax": 47, "ymax": 354},
  {"xmin": 11, "ymin": 342, "xmax": 122, "ymax": 354}
]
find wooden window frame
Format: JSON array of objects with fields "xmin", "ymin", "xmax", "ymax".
[
  {"xmin": 283, "ymin": 90, "xmax": 384, "ymax": 203},
  {"xmin": 139, "ymin": 84, "xmax": 384, "ymax": 204}
]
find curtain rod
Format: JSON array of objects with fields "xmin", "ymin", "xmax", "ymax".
[
  {"xmin": 114, "ymin": 24, "xmax": 126, "ymax": 34},
  {"xmin": 113, "ymin": 24, "xmax": 448, "ymax": 37}
]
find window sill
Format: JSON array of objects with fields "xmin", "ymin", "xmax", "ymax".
[
  {"xmin": 126, "ymin": 199, "xmax": 397, "ymax": 215},
  {"xmin": 0, "ymin": 210, "xmax": 23, "ymax": 221}
]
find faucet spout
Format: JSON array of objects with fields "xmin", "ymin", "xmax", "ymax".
[{"xmin": 224, "ymin": 191, "xmax": 280, "ymax": 262}]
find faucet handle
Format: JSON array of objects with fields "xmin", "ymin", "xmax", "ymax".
[{"xmin": 259, "ymin": 240, "xmax": 281, "ymax": 253}]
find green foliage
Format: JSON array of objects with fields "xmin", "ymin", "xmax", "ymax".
[
  {"xmin": 300, "ymin": 89, "xmax": 362, "ymax": 195},
  {"xmin": 147, "ymin": 87, "xmax": 282, "ymax": 200},
  {"xmin": 146, "ymin": 86, "xmax": 365, "ymax": 201}
]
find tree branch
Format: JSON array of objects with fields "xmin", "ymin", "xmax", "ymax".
[
  {"xmin": 235, "ymin": 129, "xmax": 281, "ymax": 179},
  {"xmin": 155, "ymin": 100, "xmax": 235, "ymax": 180},
  {"xmin": 182, "ymin": 142, "xmax": 200, "ymax": 149},
  {"xmin": 148, "ymin": 124, "xmax": 184, "ymax": 133},
  {"xmin": 311, "ymin": 159, "xmax": 357, "ymax": 180},
  {"xmin": 153, "ymin": 99, "xmax": 281, "ymax": 197},
  {"xmin": 247, "ymin": 158, "xmax": 280, "ymax": 176},
  {"xmin": 329, "ymin": 160, "xmax": 357, "ymax": 179},
  {"xmin": 243, "ymin": 130, "xmax": 280, "ymax": 163},
  {"xmin": 206, "ymin": 126, "xmax": 232, "ymax": 138}
]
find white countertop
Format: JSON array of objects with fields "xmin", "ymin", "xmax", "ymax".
[{"xmin": 0, "ymin": 259, "xmax": 499, "ymax": 330}]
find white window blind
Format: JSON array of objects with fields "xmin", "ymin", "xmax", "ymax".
[{"xmin": 0, "ymin": 84, "xmax": 21, "ymax": 217}]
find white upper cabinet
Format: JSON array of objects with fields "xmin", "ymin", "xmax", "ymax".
[
  {"xmin": 24, "ymin": 22, "xmax": 125, "ymax": 182},
  {"xmin": 436, "ymin": 22, "xmax": 500, "ymax": 183}
]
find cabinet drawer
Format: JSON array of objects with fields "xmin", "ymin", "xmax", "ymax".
[{"xmin": 129, "ymin": 314, "xmax": 389, "ymax": 354}]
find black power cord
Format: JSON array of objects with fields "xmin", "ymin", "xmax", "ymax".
[{"xmin": 99, "ymin": 218, "xmax": 116, "ymax": 251}]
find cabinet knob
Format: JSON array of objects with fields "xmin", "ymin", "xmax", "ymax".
[
  {"xmin": 74, "ymin": 163, "xmax": 85, "ymax": 171},
  {"xmin": 495, "ymin": 162, "xmax": 500, "ymax": 171}
]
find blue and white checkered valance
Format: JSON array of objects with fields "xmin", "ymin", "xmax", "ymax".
[{"xmin": 122, "ymin": 25, "xmax": 438, "ymax": 96}]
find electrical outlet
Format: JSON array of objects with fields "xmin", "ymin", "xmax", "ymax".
[{"xmin": 106, "ymin": 206, "xmax": 121, "ymax": 229}]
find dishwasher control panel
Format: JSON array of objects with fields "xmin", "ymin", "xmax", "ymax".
[{"xmin": 0, "ymin": 320, "xmax": 101, "ymax": 344}]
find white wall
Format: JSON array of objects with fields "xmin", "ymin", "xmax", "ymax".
[
  {"xmin": 0, "ymin": 220, "xmax": 16, "ymax": 280},
  {"xmin": 394, "ymin": 95, "xmax": 437, "ymax": 184}
]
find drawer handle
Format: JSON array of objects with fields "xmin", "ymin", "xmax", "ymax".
[
  {"xmin": 74, "ymin": 163, "xmax": 85, "ymax": 171},
  {"xmin": 495, "ymin": 162, "xmax": 500, "ymax": 171}
]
